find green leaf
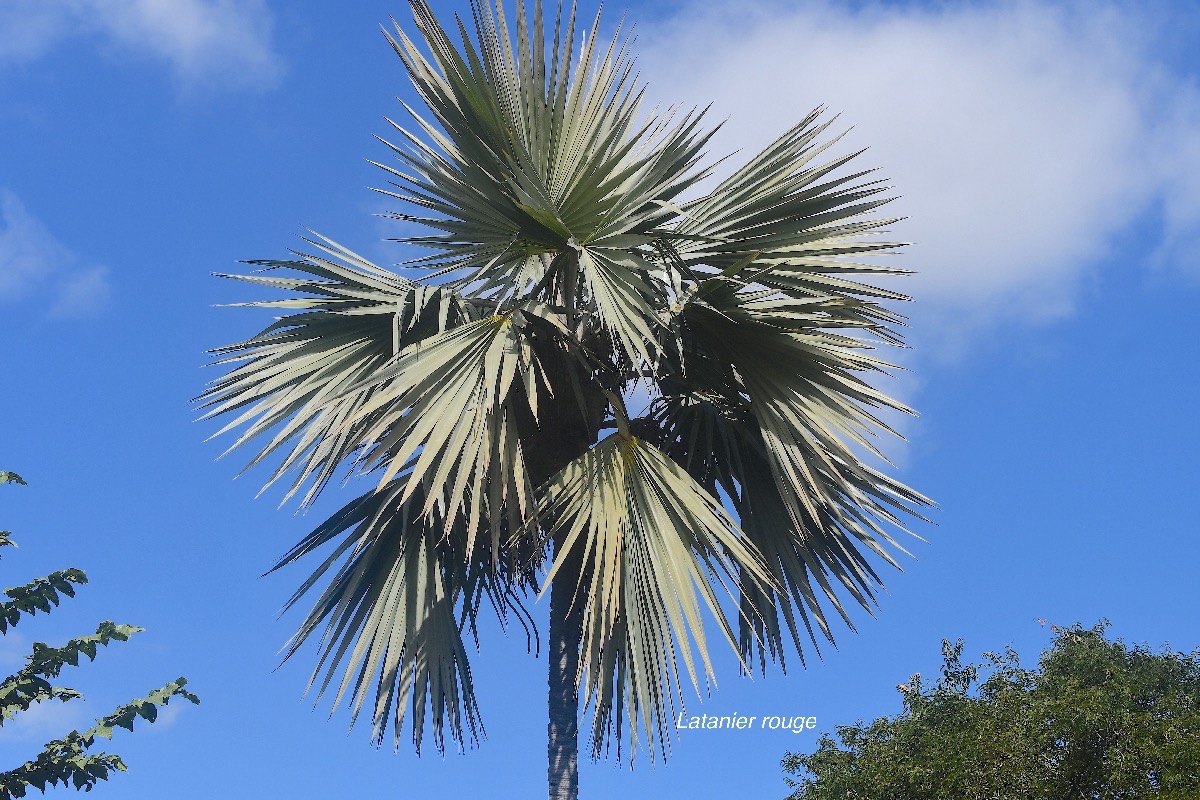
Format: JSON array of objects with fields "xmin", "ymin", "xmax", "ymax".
[
  {"xmin": 269, "ymin": 478, "xmax": 517, "ymax": 755},
  {"xmin": 2, "ymin": 622, "xmax": 145, "ymax": 726},
  {"xmin": 527, "ymin": 432, "xmax": 774, "ymax": 762},
  {"xmin": 0, "ymin": 678, "xmax": 195, "ymax": 797},
  {"xmin": 198, "ymin": 236, "xmax": 473, "ymax": 508},
  {"xmin": 329, "ymin": 311, "xmax": 541, "ymax": 550},
  {"xmin": 1, "ymin": 570, "xmax": 89, "ymax": 634}
]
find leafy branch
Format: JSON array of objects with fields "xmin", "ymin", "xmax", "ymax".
[
  {"xmin": 0, "ymin": 678, "xmax": 199, "ymax": 798},
  {"xmin": 0, "ymin": 471, "xmax": 26, "ymax": 546},
  {"xmin": 1, "ymin": 622, "xmax": 144, "ymax": 724},
  {"xmin": 2, "ymin": 472, "xmax": 199, "ymax": 796},
  {"xmin": 1, "ymin": 571, "xmax": 89, "ymax": 634}
]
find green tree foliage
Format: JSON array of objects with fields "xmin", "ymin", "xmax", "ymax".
[
  {"xmin": 783, "ymin": 622, "xmax": 1200, "ymax": 799},
  {"xmin": 1, "ymin": 473, "xmax": 199, "ymax": 798},
  {"xmin": 200, "ymin": 1, "xmax": 930, "ymax": 796}
]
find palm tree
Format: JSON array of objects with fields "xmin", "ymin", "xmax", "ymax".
[{"xmin": 199, "ymin": 1, "xmax": 931, "ymax": 798}]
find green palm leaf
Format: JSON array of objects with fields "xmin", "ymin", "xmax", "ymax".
[
  {"xmin": 330, "ymin": 309, "xmax": 543, "ymax": 550},
  {"xmin": 528, "ymin": 432, "xmax": 773, "ymax": 761},
  {"xmin": 602, "ymin": 107, "xmax": 938, "ymax": 682},
  {"xmin": 652, "ymin": 393, "xmax": 922, "ymax": 671},
  {"xmin": 377, "ymin": 0, "xmax": 715, "ymax": 369},
  {"xmin": 199, "ymin": 235, "xmax": 470, "ymax": 507},
  {"xmin": 269, "ymin": 478, "xmax": 525, "ymax": 754}
]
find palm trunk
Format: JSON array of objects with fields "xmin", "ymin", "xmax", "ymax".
[
  {"xmin": 531, "ymin": 279, "xmax": 607, "ymax": 800},
  {"xmin": 547, "ymin": 537, "xmax": 584, "ymax": 800}
]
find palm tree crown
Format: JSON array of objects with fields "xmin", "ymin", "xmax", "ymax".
[{"xmin": 199, "ymin": 0, "xmax": 931, "ymax": 789}]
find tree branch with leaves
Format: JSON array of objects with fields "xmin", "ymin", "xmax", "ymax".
[{"xmin": 1, "ymin": 473, "xmax": 198, "ymax": 799}]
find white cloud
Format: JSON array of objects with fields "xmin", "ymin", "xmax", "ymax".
[
  {"xmin": 0, "ymin": 695, "xmax": 92, "ymax": 745},
  {"xmin": 633, "ymin": 0, "xmax": 1200, "ymax": 352},
  {"xmin": 0, "ymin": 190, "xmax": 113, "ymax": 318},
  {"xmin": 50, "ymin": 265, "xmax": 113, "ymax": 319},
  {"xmin": 0, "ymin": 0, "xmax": 282, "ymax": 90},
  {"xmin": 0, "ymin": 191, "xmax": 72, "ymax": 301},
  {"xmin": 1147, "ymin": 94, "xmax": 1200, "ymax": 279},
  {"xmin": 0, "ymin": 2, "xmax": 64, "ymax": 62}
]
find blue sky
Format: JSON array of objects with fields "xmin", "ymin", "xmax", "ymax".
[{"xmin": 2, "ymin": 0, "xmax": 1198, "ymax": 797}]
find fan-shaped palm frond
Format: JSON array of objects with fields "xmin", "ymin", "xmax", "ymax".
[
  {"xmin": 638, "ymin": 114, "xmax": 934, "ymax": 677},
  {"xmin": 268, "ymin": 476, "xmax": 536, "ymax": 754},
  {"xmin": 378, "ymin": 0, "xmax": 716, "ymax": 368},
  {"xmin": 199, "ymin": 235, "xmax": 471, "ymax": 507},
  {"xmin": 529, "ymin": 432, "xmax": 773, "ymax": 761}
]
